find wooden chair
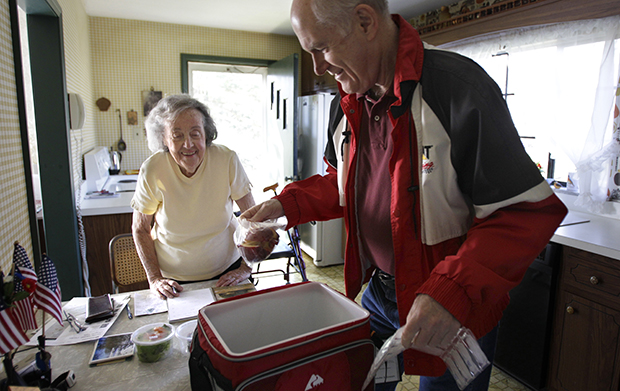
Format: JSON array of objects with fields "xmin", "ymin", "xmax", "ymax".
[{"xmin": 109, "ymin": 233, "xmax": 149, "ymax": 293}]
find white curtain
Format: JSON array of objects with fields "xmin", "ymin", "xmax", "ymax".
[{"xmin": 439, "ymin": 16, "xmax": 620, "ymax": 213}]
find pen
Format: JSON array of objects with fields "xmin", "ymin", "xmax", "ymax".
[{"xmin": 126, "ymin": 303, "xmax": 133, "ymax": 319}]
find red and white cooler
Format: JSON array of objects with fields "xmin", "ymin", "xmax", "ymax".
[{"xmin": 189, "ymin": 281, "xmax": 375, "ymax": 391}]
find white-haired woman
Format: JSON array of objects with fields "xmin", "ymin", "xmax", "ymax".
[{"xmin": 131, "ymin": 94, "xmax": 255, "ymax": 299}]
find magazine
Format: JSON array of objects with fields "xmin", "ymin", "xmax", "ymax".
[
  {"xmin": 212, "ymin": 283, "xmax": 256, "ymax": 301},
  {"xmin": 89, "ymin": 333, "xmax": 135, "ymax": 365}
]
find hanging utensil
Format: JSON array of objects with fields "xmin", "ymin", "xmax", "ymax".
[{"xmin": 116, "ymin": 109, "xmax": 126, "ymax": 151}]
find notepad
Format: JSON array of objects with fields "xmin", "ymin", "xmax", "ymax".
[{"xmin": 167, "ymin": 287, "xmax": 216, "ymax": 323}]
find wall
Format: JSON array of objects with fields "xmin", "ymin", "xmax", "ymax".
[
  {"xmin": 56, "ymin": 0, "xmax": 98, "ymax": 190},
  {"xmin": 0, "ymin": 1, "xmax": 34, "ymax": 274},
  {"xmin": 89, "ymin": 17, "xmax": 301, "ymax": 172}
]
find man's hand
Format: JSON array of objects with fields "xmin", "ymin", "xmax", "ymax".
[
  {"xmin": 150, "ymin": 277, "xmax": 183, "ymax": 299},
  {"xmin": 239, "ymin": 199, "xmax": 284, "ymax": 222},
  {"xmin": 401, "ymin": 294, "xmax": 461, "ymax": 356},
  {"xmin": 216, "ymin": 262, "xmax": 252, "ymax": 287}
]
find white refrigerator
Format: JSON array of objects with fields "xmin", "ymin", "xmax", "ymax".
[{"xmin": 297, "ymin": 93, "xmax": 344, "ymax": 267}]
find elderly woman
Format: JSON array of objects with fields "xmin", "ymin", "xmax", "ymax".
[{"xmin": 131, "ymin": 94, "xmax": 255, "ymax": 299}]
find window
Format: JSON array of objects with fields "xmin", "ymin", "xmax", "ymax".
[
  {"xmin": 186, "ymin": 61, "xmax": 278, "ymax": 203},
  {"xmin": 443, "ymin": 16, "xmax": 620, "ymax": 207}
]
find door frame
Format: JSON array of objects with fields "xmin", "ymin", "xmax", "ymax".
[
  {"xmin": 180, "ymin": 54, "xmax": 274, "ymax": 93},
  {"xmin": 10, "ymin": 0, "xmax": 83, "ymax": 298}
]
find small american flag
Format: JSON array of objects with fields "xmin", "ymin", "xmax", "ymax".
[
  {"xmin": 34, "ymin": 254, "xmax": 63, "ymax": 326},
  {"xmin": 12, "ymin": 243, "xmax": 38, "ymax": 330},
  {"xmin": 0, "ymin": 307, "xmax": 29, "ymax": 355}
]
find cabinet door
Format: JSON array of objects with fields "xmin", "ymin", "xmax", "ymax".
[
  {"xmin": 549, "ymin": 291, "xmax": 620, "ymax": 391},
  {"xmin": 83, "ymin": 213, "xmax": 133, "ymax": 296}
]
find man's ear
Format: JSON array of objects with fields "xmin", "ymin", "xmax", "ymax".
[{"xmin": 353, "ymin": 4, "xmax": 379, "ymax": 40}]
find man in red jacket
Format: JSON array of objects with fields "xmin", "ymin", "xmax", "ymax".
[{"xmin": 241, "ymin": 0, "xmax": 567, "ymax": 390}]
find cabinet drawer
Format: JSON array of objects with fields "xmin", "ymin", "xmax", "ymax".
[{"xmin": 562, "ymin": 248, "xmax": 620, "ymax": 304}]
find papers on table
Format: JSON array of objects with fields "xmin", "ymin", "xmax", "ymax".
[
  {"xmin": 27, "ymin": 295, "xmax": 130, "ymax": 346},
  {"xmin": 133, "ymin": 290, "xmax": 167, "ymax": 317},
  {"xmin": 167, "ymin": 287, "xmax": 215, "ymax": 323},
  {"xmin": 164, "ymin": 279, "xmax": 252, "ymax": 323}
]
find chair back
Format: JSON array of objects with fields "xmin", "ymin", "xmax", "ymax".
[{"xmin": 109, "ymin": 233, "xmax": 149, "ymax": 293}]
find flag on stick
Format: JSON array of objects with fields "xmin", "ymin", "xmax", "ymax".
[
  {"xmin": 12, "ymin": 242, "xmax": 38, "ymax": 331},
  {"xmin": 1, "ymin": 272, "xmax": 29, "ymax": 355},
  {"xmin": 34, "ymin": 254, "xmax": 63, "ymax": 326},
  {"xmin": 0, "ymin": 308, "xmax": 29, "ymax": 355}
]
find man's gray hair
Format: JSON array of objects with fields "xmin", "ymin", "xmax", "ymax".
[
  {"xmin": 311, "ymin": 0, "xmax": 389, "ymax": 36},
  {"xmin": 145, "ymin": 94, "xmax": 217, "ymax": 153}
]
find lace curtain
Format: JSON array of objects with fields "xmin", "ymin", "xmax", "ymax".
[{"xmin": 439, "ymin": 16, "xmax": 620, "ymax": 213}]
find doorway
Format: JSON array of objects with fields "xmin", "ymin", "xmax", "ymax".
[
  {"xmin": 182, "ymin": 54, "xmax": 298, "ymax": 202},
  {"xmin": 187, "ymin": 61, "xmax": 276, "ymax": 202}
]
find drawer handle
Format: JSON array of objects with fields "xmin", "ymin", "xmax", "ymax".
[
  {"xmin": 566, "ymin": 306, "xmax": 574, "ymax": 314},
  {"xmin": 590, "ymin": 276, "xmax": 599, "ymax": 285}
]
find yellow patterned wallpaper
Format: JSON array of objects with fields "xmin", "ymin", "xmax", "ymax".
[
  {"xmin": 89, "ymin": 17, "xmax": 301, "ymax": 172},
  {"xmin": 0, "ymin": 0, "xmax": 301, "ymax": 276},
  {"xmin": 57, "ymin": 0, "xmax": 98, "ymax": 190},
  {"xmin": 0, "ymin": 1, "xmax": 34, "ymax": 274}
]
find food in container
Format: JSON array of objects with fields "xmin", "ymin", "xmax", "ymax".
[{"xmin": 131, "ymin": 323, "xmax": 174, "ymax": 362}]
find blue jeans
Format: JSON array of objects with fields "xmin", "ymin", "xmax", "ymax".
[{"xmin": 361, "ymin": 273, "xmax": 498, "ymax": 391}]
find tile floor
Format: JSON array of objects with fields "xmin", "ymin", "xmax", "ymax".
[{"xmin": 252, "ymin": 255, "xmax": 530, "ymax": 391}]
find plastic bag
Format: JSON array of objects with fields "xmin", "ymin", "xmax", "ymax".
[
  {"xmin": 362, "ymin": 327, "xmax": 490, "ymax": 390},
  {"xmin": 234, "ymin": 218, "xmax": 283, "ymax": 263}
]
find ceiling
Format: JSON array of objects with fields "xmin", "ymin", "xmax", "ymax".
[{"xmin": 82, "ymin": 0, "xmax": 448, "ymax": 36}]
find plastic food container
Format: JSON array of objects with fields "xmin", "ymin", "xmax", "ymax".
[
  {"xmin": 175, "ymin": 319, "xmax": 197, "ymax": 354},
  {"xmin": 131, "ymin": 323, "xmax": 175, "ymax": 362}
]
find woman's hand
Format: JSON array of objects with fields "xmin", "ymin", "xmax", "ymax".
[
  {"xmin": 150, "ymin": 277, "xmax": 183, "ymax": 299},
  {"xmin": 216, "ymin": 261, "xmax": 252, "ymax": 287},
  {"xmin": 401, "ymin": 294, "xmax": 461, "ymax": 356},
  {"xmin": 239, "ymin": 199, "xmax": 284, "ymax": 222}
]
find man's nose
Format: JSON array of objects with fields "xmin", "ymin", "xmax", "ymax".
[{"xmin": 312, "ymin": 53, "xmax": 329, "ymax": 76}]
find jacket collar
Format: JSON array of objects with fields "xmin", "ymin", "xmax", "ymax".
[{"xmin": 340, "ymin": 14, "xmax": 424, "ymax": 119}]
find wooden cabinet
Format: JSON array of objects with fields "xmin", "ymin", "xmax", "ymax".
[
  {"xmin": 300, "ymin": 50, "xmax": 338, "ymax": 96},
  {"xmin": 82, "ymin": 213, "xmax": 133, "ymax": 297},
  {"xmin": 548, "ymin": 246, "xmax": 620, "ymax": 391}
]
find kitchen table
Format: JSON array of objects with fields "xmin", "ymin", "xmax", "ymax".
[{"xmin": 39, "ymin": 284, "xmax": 219, "ymax": 391}]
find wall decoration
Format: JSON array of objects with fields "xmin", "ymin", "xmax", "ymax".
[
  {"xmin": 142, "ymin": 88, "xmax": 162, "ymax": 117},
  {"xmin": 409, "ymin": 0, "xmax": 535, "ymax": 33},
  {"xmin": 96, "ymin": 97, "xmax": 111, "ymax": 111},
  {"xmin": 127, "ymin": 110, "xmax": 138, "ymax": 126}
]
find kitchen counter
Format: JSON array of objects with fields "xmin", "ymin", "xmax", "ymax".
[
  {"xmin": 78, "ymin": 174, "xmax": 138, "ymax": 296},
  {"xmin": 79, "ymin": 175, "xmax": 138, "ymax": 216},
  {"xmin": 77, "ymin": 179, "xmax": 620, "ymax": 262},
  {"xmin": 552, "ymin": 210, "xmax": 620, "ymax": 261}
]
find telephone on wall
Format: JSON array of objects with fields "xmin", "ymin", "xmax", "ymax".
[{"xmin": 68, "ymin": 92, "xmax": 85, "ymax": 130}]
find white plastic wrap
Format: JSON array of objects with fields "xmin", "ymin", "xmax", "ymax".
[
  {"xmin": 362, "ymin": 327, "xmax": 490, "ymax": 390},
  {"xmin": 233, "ymin": 218, "xmax": 283, "ymax": 263}
]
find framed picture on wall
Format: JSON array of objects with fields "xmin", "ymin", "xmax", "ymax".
[{"xmin": 142, "ymin": 89, "xmax": 162, "ymax": 117}]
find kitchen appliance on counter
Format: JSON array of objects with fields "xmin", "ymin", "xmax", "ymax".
[
  {"xmin": 83, "ymin": 147, "xmax": 137, "ymax": 194},
  {"xmin": 297, "ymin": 93, "xmax": 344, "ymax": 267},
  {"xmin": 109, "ymin": 150, "xmax": 122, "ymax": 175}
]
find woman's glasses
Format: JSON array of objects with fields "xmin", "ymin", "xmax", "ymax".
[{"xmin": 63, "ymin": 310, "xmax": 87, "ymax": 333}]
